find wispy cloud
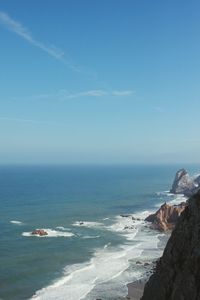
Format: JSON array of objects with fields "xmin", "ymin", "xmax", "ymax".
[
  {"xmin": 111, "ymin": 90, "xmax": 134, "ymax": 96},
  {"xmin": 65, "ymin": 90, "xmax": 135, "ymax": 99},
  {"xmin": 0, "ymin": 11, "xmax": 82, "ymax": 72},
  {"xmin": 12, "ymin": 89, "xmax": 135, "ymax": 101},
  {"xmin": 65, "ymin": 90, "xmax": 108, "ymax": 99},
  {"xmin": 0, "ymin": 117, "xmax": 65, "ymax": 126}
]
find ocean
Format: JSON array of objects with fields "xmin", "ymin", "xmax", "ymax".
[{"xmin": 0, "ymin": 164, "xmax": 199, "ymax": 300}]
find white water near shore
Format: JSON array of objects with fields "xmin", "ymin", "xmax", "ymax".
[
  {"xmin": 2, "ymin": 165, "xmax": 199, "ymax": 300},
  {"xmin": 29, "ymin": 192, "xmax": 186, "ymax": 300},
  {"xmin": 72, "ymin": 221, "xmax": 104, "ymax": 228},
  {"xmin": 22, "ymin": 228, "xmax": 74, "ymax": 238},
  {"xmin": 155, "ymin": 191, "xmax": 187, "ymax": 207},
  {"xmin": 10, "ymin": 220, "xmax": 24, "ymax": 225}
]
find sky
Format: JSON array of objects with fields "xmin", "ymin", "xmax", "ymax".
[{"xmin": 0, "ymin": 0, "xmax": 200, "ymax": 164}]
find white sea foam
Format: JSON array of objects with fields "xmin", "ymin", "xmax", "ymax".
[
  {"xmin": 30, "ymin": 211, "xmax": 166, "ymax": 300},
  {"xmin": 108, "ymin": 215, "xmax": 138, "ymax": 238},
  {"xmin": 72, "ymin": 221, "xmax": 104, "ymax": 228},
  {"xmin": 10, "ymin": 220, "xmax": 23, "ymax": 225},
  {"xmin": 106, "ymin": 211, "xmax": 156, "ymax": 245},
  {"xmin": 104, "ymin": 242, "xmax": 111, "ymax": 249},
  {"xmin": 154, "ymin": 191, "xmax": 188, "ymax": 209},
  {"xmin": 134, "ymin": 210, "xmax": 153, "ymax": 219},
  {"xmin": 168, "ymin": 194, "xmax": 187, "ymax": 205},
  {"xmin": 22, "ymin": 228, "xmax": 74, "ymax": 238},
  {"xmin": 156, "ymin": 191, "xmax": 171, "ymax": 196},
  {"xmin": 81, "ymin": 235, "xmax": 100, "ymax": 239},
  {"xmin": 30, "ymin": 243, "xmax": 143, "ymax": 300},
  {"xmin": 28, "ymin": 187, "xmax": 172, "ymax": 299},
  {"xmin": 56, "ymin": 226, "xmax": 71, "ymax": 231}
]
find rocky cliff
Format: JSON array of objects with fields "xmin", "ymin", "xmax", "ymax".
[
  {"xmin": 141, "ymin": 190, "xmax": 200, "ymax": 300},
  {"xmin": 145, "ymin": 202, "xmax": 186, "ymax": 231},
  {"xmin": 170, "ymin": 168, "xmax": 199, "ymax": 196}
]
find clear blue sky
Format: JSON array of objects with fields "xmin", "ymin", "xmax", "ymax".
[{"xmin": 0, "ymin": 0, "xmax": 200, "ymax": 164}]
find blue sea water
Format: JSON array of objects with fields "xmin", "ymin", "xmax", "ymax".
[{"xmin": 0, "ymin": 164, "xmax": 199, "ymax": 300}]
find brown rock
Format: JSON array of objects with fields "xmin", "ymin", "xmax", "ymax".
[
  {"xmin": 31, "ymin": 229, "xmax": 48, "ymax": 236},
  {"xmin": 145, "ymin": 202, "xmax": 186, "ymax": 231}
]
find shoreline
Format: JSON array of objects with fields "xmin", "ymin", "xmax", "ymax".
[
  {"xmin": 125, "ymin": 217, "xmax": 172, "ymax": 300},
  {"xmin": 126, "ymin": 279, "xmax": 145, "ymax": 300},
  {"xmin": 26, "ymin": 194, "xmax": 181, "ymax": 299}
]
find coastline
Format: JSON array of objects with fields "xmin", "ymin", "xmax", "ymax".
[
  {"xmin": 29, "ymin": 195, "xmax": 179, "ymax": 300},
  {"xmin": 126, "ymin": 280, "xmax": 145, "ymax": 300},
  {"xmin": 1, "ymin": 165, "xmax": 198, "ymax": 300},
  {"xmin": 125, "ymin": 233, "xmax": 169, "ymax": 299}
]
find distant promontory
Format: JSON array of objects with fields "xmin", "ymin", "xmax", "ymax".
[{"xmin": 170, "ymin": 168, "xmax": 200, "ymax": 196}]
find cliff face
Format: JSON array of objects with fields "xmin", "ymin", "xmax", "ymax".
[
  {"xmin": 141, "ymin": 190, "xmax": 200, "ymax": 300},
  {"xmin": 145, "ymin": 202, "xmax": 186, "ymax": 231}
]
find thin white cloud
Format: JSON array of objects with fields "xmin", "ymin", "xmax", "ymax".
[
  {"xmin": 12, "ymin": 89, "xmax": 135, "ymax": 101},
  {"xmin": 0, "ymin": 11, "xmax": 81, "ymax": 72},
  {"xmin": 66, "ymin": 90, "xmax": 108, "ymax": 99},
  {"xmin": 0, "ymin": 117, "xmax": 65, "ymax": 126},
  {"xmin": 112, "ymin": 90, "xmax": 134, "ymax": 96},
  {"xmin": 66, "ymin": 89, "xmax": 135, "ymax": 99}
]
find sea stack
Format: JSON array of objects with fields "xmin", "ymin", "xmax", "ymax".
[
  {"xmin": 170, "ymin": 168, "xmax": 198, "ymax": 196},
  {"xmin": 141, "ymin": 190, "xmax": 200, "ymax": 300}
]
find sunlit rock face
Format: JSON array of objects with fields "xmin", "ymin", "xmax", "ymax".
[{"xmin": 145, "ymin": 202, "xmax": 187, "ymax": 232}]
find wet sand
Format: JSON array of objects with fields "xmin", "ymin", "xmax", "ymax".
[{"xmin": 126, "ymin": 280, "xmax": 145, "ymax": 300}]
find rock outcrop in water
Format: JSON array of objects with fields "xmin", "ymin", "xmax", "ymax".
[
  {"xmin": 145, "ymin": 202, "xmax": 186, "ymax": 232},
  {"xmin": 170, "ymin": 168, "xmax": 200, "ymax": 196},
  {"xmin": 31, "ymin": 229, "xmax": 48, "ymax": 236},
  {"xmin": 141, "ymin": 190, "xmax": 200, "ymax": 300}
]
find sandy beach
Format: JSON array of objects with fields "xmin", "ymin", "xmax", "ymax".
[{"xmin": 126, "ymin": 280, "xmax": 145, "ymax": 300}]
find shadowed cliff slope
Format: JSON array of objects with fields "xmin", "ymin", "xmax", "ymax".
[{"xmin": 141, "ymin": 190, "xmax": 200, "ymax": 300}]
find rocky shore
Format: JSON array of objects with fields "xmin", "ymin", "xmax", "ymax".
[
  {"xmin": 124, "ymin": 168, "xmax": 200, "ymax": 300},
  {"xmin": 141, "ymin": 190, "xmax": 200, "ymax": 300},
  {"xmin": 145, "ymin": 202, "xmax": 187, "ymax": 231}
]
